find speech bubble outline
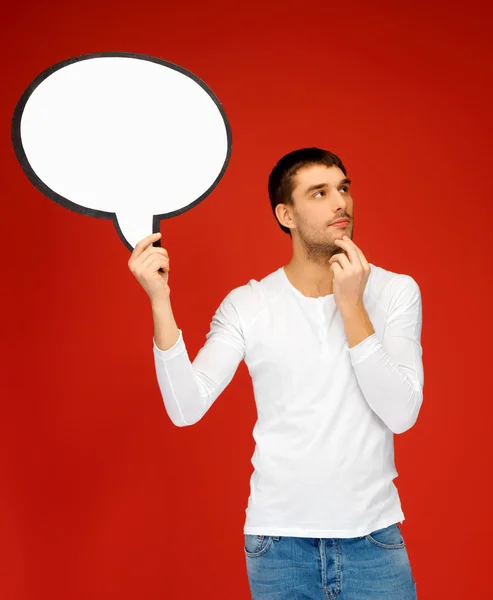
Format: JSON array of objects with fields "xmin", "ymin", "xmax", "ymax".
[{"xmin": 11, "ymin": 52, "xmax": 232, "ymax": 252}]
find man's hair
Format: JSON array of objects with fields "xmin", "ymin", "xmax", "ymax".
[{"xmin": 268, "ymin": 147, "xmax": 347, "ymax": 236}]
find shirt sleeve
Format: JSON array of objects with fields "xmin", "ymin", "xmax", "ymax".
[
  {"xmin": 347, "ymin": 275, "xmax": 424, "ymax": 434},
  {"xmin": 152, "ymin": 294, "xmax": 246, "ymax": 427}
]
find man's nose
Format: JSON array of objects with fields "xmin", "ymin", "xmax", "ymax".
[{"xmin": 331, "ymin": 191, "xmax": 348, "ymax": 211}]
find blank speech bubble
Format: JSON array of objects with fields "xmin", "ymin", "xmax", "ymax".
[{"xmin": 11, "ymin": 52, "xmax": 232, "ymax": 251}]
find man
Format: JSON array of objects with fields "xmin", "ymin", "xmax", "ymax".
[{"xmin": 128, "ymin": 148, "xmax": 423, "ymax": 599}]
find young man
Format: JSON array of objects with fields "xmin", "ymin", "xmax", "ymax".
[{"xmin": 128, "ymin": 148, "xmax": 423, "ymax": 599}]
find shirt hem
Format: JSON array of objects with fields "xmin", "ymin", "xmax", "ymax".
[{"xmin": 243, "ymin": 509, "xmax": 405, "ymax": 538}]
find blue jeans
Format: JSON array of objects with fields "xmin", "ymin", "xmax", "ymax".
[{"xmin": 244, "ymin": 523, "xmax": 418, "ymax": 599}]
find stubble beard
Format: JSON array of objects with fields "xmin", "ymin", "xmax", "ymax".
[{"xmin": 297, "ymin": 222, "xmax": 348, "ymax": 266}]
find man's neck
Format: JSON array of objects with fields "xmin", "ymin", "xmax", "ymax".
[{"xmin": 283, "ymin": 260, "xmax": 334, "ymax": 298}]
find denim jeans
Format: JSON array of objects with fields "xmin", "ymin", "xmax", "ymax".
[{"xmin": 244, "ymin": 523, "xmax": 417, "ymax": 599}]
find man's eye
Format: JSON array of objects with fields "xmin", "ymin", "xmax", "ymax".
[{"xmin": 314, "ymin": 186, "xmax": 349, "ymax": 198}]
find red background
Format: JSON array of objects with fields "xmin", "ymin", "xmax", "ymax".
[{"xmin": 1, "ymin": 0, "xmax": 492, "ymax": 598}]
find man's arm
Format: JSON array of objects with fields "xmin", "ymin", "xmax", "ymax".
[
  {"xmin": 152, "ymin": 296, "xmax": 181, "ymax": 351},
  {"xmin": 152, "ymin": 293, "xmax": 245, "ymax": 427},
  {"xmin": 340, "ymin": 303, "xmax": 375, "ymax": 349},
  {"xmin": 342, "ymin": 275, "xmax": 424, "ymax": 434}
]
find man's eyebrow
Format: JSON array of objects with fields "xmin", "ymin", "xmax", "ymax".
[{"xmin": 304, "ymin": 178, "xmax": 352, "ymax": 195}]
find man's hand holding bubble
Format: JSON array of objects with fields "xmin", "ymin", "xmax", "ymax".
[{"xmin": 128, "ymin": 232, "xmax": 171, "ymax": 304}]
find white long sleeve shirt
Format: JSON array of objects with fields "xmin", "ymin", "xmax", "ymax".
[{"xmin": 152, "ymin": 263, "xmax": 424, "ymax": 538}]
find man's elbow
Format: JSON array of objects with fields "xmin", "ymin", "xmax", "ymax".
[
  {"xmin": 162, "ymin": 393, "xmax": 207, "ymax": 427},
  {"xmin": 170, "ymin": 415, "xmax": 199, "ymax": 427},
  {"xmin": 168, "ymin": 409, "xmax": 205, "ymax": 427},
  {"xmin": 392, "ymin": 416, "xmax": 417, "ymax": 435},
  {"xmin": 391, "ymin": 393, "xmax": 422, "ymax": 434},
  {"xmin": 172, "ymin": 419, "xmax": 191, "ymax": 427}
]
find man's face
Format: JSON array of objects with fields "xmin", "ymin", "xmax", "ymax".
[{"xmin": 282, "ymin": 164, "xmax": 354, "ymax": 261}]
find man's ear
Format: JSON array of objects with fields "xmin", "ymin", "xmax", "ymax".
[{"xmin": 276, "ymin": 203, "xmax": 290, "ymax": 230}]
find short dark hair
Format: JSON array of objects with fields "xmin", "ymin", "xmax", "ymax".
[{"xmin": 268, "ymin": 147, "xmax": 347, "ymax": 236}]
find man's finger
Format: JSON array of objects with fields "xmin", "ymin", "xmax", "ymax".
[{"xmin": 133, "ymin": 232, "xmax": 162, "ymax": 257}]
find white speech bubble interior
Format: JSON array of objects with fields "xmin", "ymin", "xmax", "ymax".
[{"xmin": 16, "ymin": 55, "xmax": 230, "ymax": 249}]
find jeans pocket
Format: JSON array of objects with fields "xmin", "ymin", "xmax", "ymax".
[
  {"xmin": 244, "ymin": 534, "xmax": 274, "ymax": 557},
  {"xmin": 365, "ymin": 523, "xmax": 406, "ymax": 549}
]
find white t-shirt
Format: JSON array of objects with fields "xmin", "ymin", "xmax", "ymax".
[{"xmin": 152, "ymin": 263, "xmax": 424, "ymax": 538}]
